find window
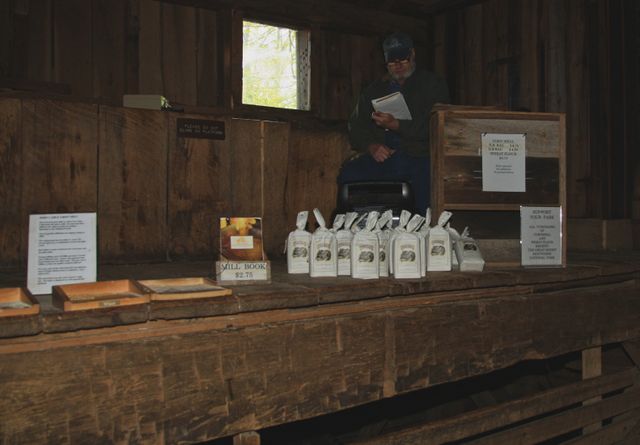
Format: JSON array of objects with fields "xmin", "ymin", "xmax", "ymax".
[{"xmin": 242, "ymin": 20, "xmax": 310, "ymax": 110}]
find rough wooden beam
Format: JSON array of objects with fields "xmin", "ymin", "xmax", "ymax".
[
  {"xmin": 155, "ymin": 0, "xmax": 428, "ymax": 41},
  {"xmin": 350, "ymin": 368, "xmax": 638, "ymax": 445},
  {"xmin": 582, "ymin": 346, "xmax": 603, "ymax": 434}
]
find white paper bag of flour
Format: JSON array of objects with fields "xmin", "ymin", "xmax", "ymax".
[
  {"xmin": 351, "ymin": 211, "xmax": 380, "ymax": 279},
  {"xmin": 454, "ymin": 227, "xmax": 485, "ymax": 272},
  {"xmin": 336, "ymin": 212, "xmax": 358, "ymax": 276},
  {"xmin": 445, "ymin": 222, "xmax": 461, "ymax": 269},
  {"xmin": 310, "ymin": 208, "xmax": 337, "ymax": 277},
  {"xmin": 426, "ymin": 211, "xmax": 452, "ymax": 272},
  {"xmin": 388, "ymin": 210, "xmax": 411, "ymax": 275},
  {"xmin": 407, "ymin": 214, "xmax": 426, "ymax": 277},
  {"xmin": 393, "ymin": 213, "xmax": 422, "ymax": 279},
  {"xmin": 331, "ymin": 214, "xmax": 344, "ymax": 232},
  {"xmin": 286, "ymin": 211, "xmax": 312, "ymax": 274},
  {"xmin": 375, "ymin": 210, "xmax": 393, "ymax": 277}
]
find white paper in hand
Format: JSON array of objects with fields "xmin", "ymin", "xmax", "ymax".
[{"xmin": 371, "ymin": 92, "xmax": 412, "ymax": 120}]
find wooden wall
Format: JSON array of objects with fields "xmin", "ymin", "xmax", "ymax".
[
  {"xmin": 431, "ymin": 0, "xmax": 640, "ymax": 220},
  {"xmin": 0, "ymin": 97, "xmax": 349, "ymax": 267},
  {"xmin": 1, "ymin": 0, "xmax": 639, "ymax": 265}
]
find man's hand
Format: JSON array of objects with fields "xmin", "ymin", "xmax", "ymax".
[
  {"xmin": 368, "ymin": 143, "xmax": 395, "ymax": 162},
  {"xmin": 371, "ymin": 111, "xmax": 400, "ymax": 131}
]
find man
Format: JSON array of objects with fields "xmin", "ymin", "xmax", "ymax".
[{"xmin": 338, "ymin": 32, "xmax": 450, "ymax": 213}]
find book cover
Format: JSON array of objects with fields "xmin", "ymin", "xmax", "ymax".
[{"xmin": 219, "ymin": 217, "xmax": 266, "ymax": 261}]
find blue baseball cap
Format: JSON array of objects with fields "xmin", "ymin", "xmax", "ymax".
[{"xmin": 383, "ymin": 32, "xmax": 413, "ymax": 62}]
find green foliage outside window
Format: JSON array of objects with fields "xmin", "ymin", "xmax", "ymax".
[{"xmin": 242, "ymin": 21, "xmax": 298, "ymax": 109}]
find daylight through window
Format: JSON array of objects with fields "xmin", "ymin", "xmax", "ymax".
[{"xmin": 242, "ymin": 21, "xmax": 310, "ymax": 110}]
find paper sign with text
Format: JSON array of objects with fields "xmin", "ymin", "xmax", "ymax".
[
  {"xmin": 27, "ymin": 213, "xmax": 97, "ymax": 295},
  {"xmin": 520, "ymin": 206, "xmax": 563, "ymax": 267},
  {"xmin": 482, "ymin": 133, "xmax": 526, "ymax": 192}
]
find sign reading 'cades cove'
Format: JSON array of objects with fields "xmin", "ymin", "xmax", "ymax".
[{"xmin": 177, "ymin": 118, "xmax": 226, "ymax": 140}]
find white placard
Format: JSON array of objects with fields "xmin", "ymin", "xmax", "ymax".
[
  {"xmin": 217, "ymin": 261, "xmax": 270, "ymax": 282},
  {"xmin": 520, "ymin": 206, "xmax": 563, "ymax": 267},
  {"xmin": 482, "ymin": 133, "xmax": 526, "ymax": 192},
  {"xmin": 230, "ymin": 235, "xmax": 254, "ymax": 249},
  {"xmin": 27, "ymin": 213, "xmax": 97, "ymax": 295}
]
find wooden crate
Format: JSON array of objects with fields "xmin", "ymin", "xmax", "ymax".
[
  {"xmin": 0, "ymin": 287, "xmax": 40, "ymax": 317},
  {"xmin": 137, "ymin": 277, "xmax": 232, "ymax": 301},
  {"xmin": 52, "ymin": 280, "xmax": 149, "ymax": 311},
  {"xmin": 430, "ymin": 107, "xmax": 566, "ymax": 266}
]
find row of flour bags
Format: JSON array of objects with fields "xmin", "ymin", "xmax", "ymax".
[{"xmin": 286, "ymin": 208, "xmax": 484, "ymax": 279}]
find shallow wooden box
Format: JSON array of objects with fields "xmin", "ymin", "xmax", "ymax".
[
  {"xmin": 52, "ymin": 280, "xmax": 149, "ymax": 312},
  {"xmin": 430, "ymin": 107, "xmax": 566, "ymax": 266},
  {"xmin": 0, "ymin": 287, "xmax": 40, "ymax": 317},
  {"xmin": 137, "ymin": 277, "xmax": 232, "ymax": 301}
]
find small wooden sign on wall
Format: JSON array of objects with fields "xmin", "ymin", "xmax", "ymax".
[{"xmin": 177, "ymin": 118, "xmax": 226, "ymax": 140}]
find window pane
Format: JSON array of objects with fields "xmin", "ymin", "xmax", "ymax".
[{"xmin": 243, "ymin": 21, "xmax": 308, "ymax": 110}]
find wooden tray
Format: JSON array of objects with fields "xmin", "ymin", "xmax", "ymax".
[
  {"xmin": 0, "ymin": 287, "xmax": 40, "ymax": 317},
  {"xmin": 52, "ymin": 280, "xmax": 149, "ymax": 311},
  {"xmin": 137, "ymin": 277, "xmax": 232, "ymax": 301}
]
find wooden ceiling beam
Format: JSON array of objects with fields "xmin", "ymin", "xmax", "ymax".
[{"xmin": 155, "ymin": 0, "xmax": 428, "ymax": 42}]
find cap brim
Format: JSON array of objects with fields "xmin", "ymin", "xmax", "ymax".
[{"xmin": 385, "ymin": 47, "xmax": 411, "ymax": 62}]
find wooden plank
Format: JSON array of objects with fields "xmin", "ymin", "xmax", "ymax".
[
  {"xmin": 564, "ymin": 409, "xmax": 640, "ymax": 445},
  {"xmin": 93, "ymin": 0, "xmax": 125, "ymax": 101},
  {"xmin": 565, "ymin": 0, "xmax": 590, "ymax": 218},
  {"xmin": 98, "ymin": 106, "xmax": 167, "ymax": 262},
  {"xmin": 443, "ymin": 116, "xmax": 562, "ymax": 158},
  {"xmin": 21, "ymin": 99, "xmax": 98, "ymax": 254},
  {"xmin": 23, "ymin": 0, "xmax": 53, "ymax": 82},
  {"xmin": 460, "ymin": 4, "xmax": 483, "ymax": 105},
  {"xmin": 229, "ymin": 8, "xmax": 242, "ymax": 110},
  {"xmin": 320, "ymin": 31, "xmax": 356, "ymax": 120},
  {"xmin": 229, "ymin": 119, "xmax": 263, "ymax": 216},
  {"xmin": 124, "ymin": 0, "xmax": 140, "ymax": 94},
  {"xmin": 442, "ymin": 157, "xmax": 559, "ymax": 205},
  {"xmin": 482, "ymin": 0, "xmax": 509, "ymax": 107},
  {"xmin": 261, "ymin": 121, "xmax": 290, "ymax": 256},
  {"xmin": 519, "ymin": 0, "xmax": 541, "ymax": 111},
  {"xmin": 138, "ymin": 0, "xmax": 163, "ymax": 94},
  {"xmin": 0, "ymin": 1, "xmax": 12, "ymax": 78},
  {"xmin": 0, "ymin": 98, "xmax": 22, "ymax": 266},
  {"xmin": 196, "ymin": 7, "xmax": 221, "ymax": 107},
  {"xmin": 545, "ymin": 0, "xmax": 567, "ymax": 112},
  {"xmin": 350, "ymin": 368, "xmax": 638, "ymax": 445},
  {"xmin": 285, "ymin": 128, "xmax": 349, "ymax": 229},
  {"xmin": 161, "ymin": 2, "xmax": 197, "ymax": 106},
  {"xmin": 582, "ymin": 346, "xmax": 603, "ymax": 434},
  {"xmin": 233, "ymin": 431, "xmax": 260, "ymax": 445},
  {"xmin": 167, "ymin": 113, "xmax": 231, "ymax": 259},
  {"xmin": 156, "ymin": 0, "xmax": 428, "ymax": 40},
  {"xmin": 52, "ymin": 0, "xmax": 93, "ymax": 96},
  {"xmin": 1, "ymin": 278, "xmax": 640, "ymax": 443},
  {"xmin": 568, "ymin": 218, "xmax": 633, "ymax": 251},
  {"xmin": 465, "ymin": 388, "xmax": 640, "ymax": 445}
]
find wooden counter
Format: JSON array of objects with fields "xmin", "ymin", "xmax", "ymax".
[{"xmin": 1, "ymin": 252, "xmax": 639, "ymax": 444}]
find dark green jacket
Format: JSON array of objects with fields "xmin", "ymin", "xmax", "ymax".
[{"xmin": 348, "ymin": 70, "xmax": 450, "ymax": 157}]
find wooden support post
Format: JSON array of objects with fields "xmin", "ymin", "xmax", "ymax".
[
  {"xmin": 233, "ymin": 431, "xmax": 260, "ymax": 445},
  {"xmin": 582, "ymin": 346, "xmax": 603, "ymax": 435}
]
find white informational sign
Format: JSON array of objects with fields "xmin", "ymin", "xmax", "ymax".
[
  {"xmin": 482, "ymin": 133, "xmax": 526, "ymax": 192},
  {"xmin": 27, "ymin": 213, "xmax": 97, "ymax": 295},
  {"xmin": 520, "ymin": 206, "xmax": 563, "ymax": 267},
  {"xmin": 216, "ymin": 261, "xmax": 270, "ymax": 283}
]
